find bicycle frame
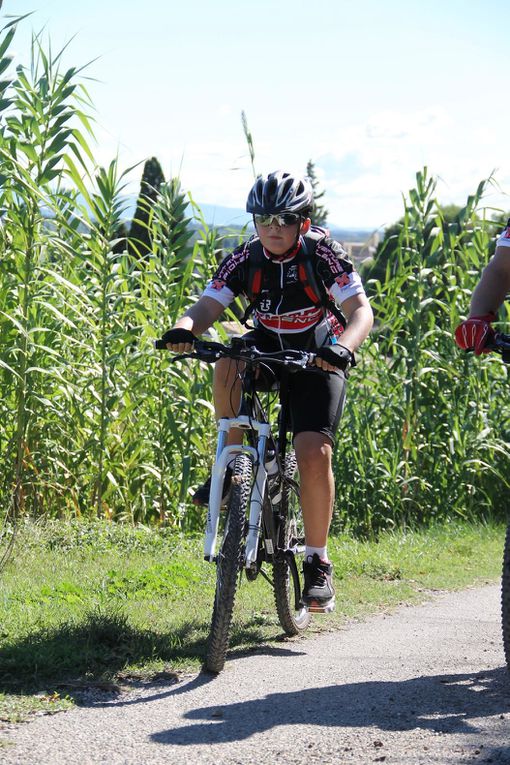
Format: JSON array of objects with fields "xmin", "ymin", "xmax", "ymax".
[
  {"xmin": 156, "ymin": 336, "xmax": 320, "ymax": 671},
  {"xmin": 158, "ymin": 337, "xmax": 313, "ymax": 568}
]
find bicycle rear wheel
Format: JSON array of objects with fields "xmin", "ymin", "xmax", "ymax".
[
  {"xmin": 501, "ymin": 521, "xmax": 510, "ymax": 669},
  {"xmin": 273, "ymin": 452, "xmax": 311, "ymax": 635},
  {"xmin": 205, "ymin": 454, "xmax": 252, "ymax": 673}
]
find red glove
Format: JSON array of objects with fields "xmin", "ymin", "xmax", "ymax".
[{"xmin": 454, "ymin": 313, "xmax": 496, "ymax": 355}]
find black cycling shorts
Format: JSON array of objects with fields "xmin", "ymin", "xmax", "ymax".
[{"xmin": 241, "ymin": 329, "xmax": 346, "ymax": 445}]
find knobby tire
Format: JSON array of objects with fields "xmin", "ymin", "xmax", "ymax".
[
  {"xmin": 273, "ymin": 452, "xmax": 311, "ymax": 635},
  {"xmin": 205, "ymin": 454, "xmax": 252, "ymax": 673},
  {"xmin": 501, "ymin": 521, "xmax": 510, "ymax": 669}
]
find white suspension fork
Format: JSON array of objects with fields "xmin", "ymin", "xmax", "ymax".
[{"xmin": 203, "ymin": 415, "xmax": 271, "ymax": 565}]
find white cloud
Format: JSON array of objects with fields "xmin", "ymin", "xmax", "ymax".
[
  {"xmin": 313, "ymin": 108, "xmax": 510, "ymax": 228},
  {"xmin": 365, "ymin": 107, "xmax": 452, "ymax": 142},
  {"xmin": 88, "ymin": 105, "xmax": 510, "ymax": 231}
]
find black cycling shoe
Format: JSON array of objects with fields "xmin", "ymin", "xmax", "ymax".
[
  {"xmin": 192, "ymin": 467, "xmax": 232, "ymax": 506},
  {"xmin": 301, "ymin": 553, "xmax": 335, "ymax": 613}
]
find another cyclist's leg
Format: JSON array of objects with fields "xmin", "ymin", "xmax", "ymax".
[{"xmin": 291, "ymin": 367, "xmax": 346, "ymax": 611}]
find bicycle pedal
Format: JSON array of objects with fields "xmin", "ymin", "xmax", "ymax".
[{"xmin": 303, "ymin": 598, "xmax": 335, "ymax": 614}]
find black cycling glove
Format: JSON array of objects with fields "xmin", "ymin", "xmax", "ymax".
[
  {"xmin": 315, "ymin": 344, "xmax": 355, "ymax": 372},
  {"xmin": 160, "ymin": 328, "xmax": 196, "ymax": 345}
]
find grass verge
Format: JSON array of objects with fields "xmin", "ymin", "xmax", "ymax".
[{"xmin": 0, "ymin": 517, "xmax": 505, "ymax": 724}]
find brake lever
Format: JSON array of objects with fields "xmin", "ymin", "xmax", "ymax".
[{"xmin": 167, "ymin": 351, "xmax": 197, "ymax": 362}]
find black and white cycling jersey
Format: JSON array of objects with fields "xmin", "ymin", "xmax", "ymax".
[{"xmin": 202, "ymin": 232, "xmax": 366, "ymax": 349}]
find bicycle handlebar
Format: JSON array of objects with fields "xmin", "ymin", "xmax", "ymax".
[
  {"xmin": 155, "ymin": 337, "xmax": 316, "ymax": 370},
  {"xmin": 486, "ymin": 331, "xmax": 510, "ymax": 362}
]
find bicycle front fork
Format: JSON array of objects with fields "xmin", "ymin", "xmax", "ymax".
[{"xmin": 203, "ymin": 415, "xmax": 271, "ymax": 565}]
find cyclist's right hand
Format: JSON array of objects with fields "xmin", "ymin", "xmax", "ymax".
[
  {"xmin": 159, "ymin": 328, "xmax": 196, "ymax": 352},
  {"xmin": 454, "ymin": 313, "xmax": 496, "ymax": 356}
]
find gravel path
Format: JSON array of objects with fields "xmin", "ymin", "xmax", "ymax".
[{"xmin": 1, "ymin": 584, "xmax": 509, "ymax": 764}]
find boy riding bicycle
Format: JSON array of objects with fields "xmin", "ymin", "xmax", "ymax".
[{"xmin": 162, "ymin": 170, "xmax": 373, "ymax": 612}]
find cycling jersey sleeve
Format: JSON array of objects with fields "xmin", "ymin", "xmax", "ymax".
[
  {"xmin": 201, "ymin": 242, "xmax": 249, "ymax": 308},
  {"xmin": 316, "ymin": 239, "xmax": 367, "ymax": 306},
  {"xmin": 496, "ymin": 221, "xmax": 510, "ymax": 249},
  {"xmin": 202, "ymin": 280, "xmax": 236, "ymax": 308},
  {"xmin": 328, "ymin": 269, "xmax": 365, "ymax": 306}
]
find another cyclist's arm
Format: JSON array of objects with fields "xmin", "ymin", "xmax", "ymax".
[
  {"xmin": 165, "ymin": 296, "xmax": 225, "ymax": 351},
  {"xmin": 469, "ymin": 246, "xmax": 510, "ymax": 317},
  {"xmin": 455, "ymin": 240, "xmax": 510, "ymax": 355},
  {"xmin": 315, "ymin": 292, "xmax": 374, "ymax": 372}
]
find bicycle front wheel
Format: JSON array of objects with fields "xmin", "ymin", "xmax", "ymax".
[
  {"xmin": 273, "ymin": 452, "xmax": 311, "ymax": 635},
  {"xmin": 206, "ymin": 454, "xmax": 252, "ymax": 674},
  {"xmin": 501, "ymin": 522, "xmax": 510, "ymax": 668}
]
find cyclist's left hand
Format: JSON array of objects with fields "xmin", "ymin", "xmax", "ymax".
[{"xmin": 314, "ymin": 344, "xmax": 354, "ymax": 372}]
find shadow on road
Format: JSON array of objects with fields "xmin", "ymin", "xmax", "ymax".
[
  {"xmin": 83, "ymin": 645, "xmax": 308, "ymax": 709},
  {"xmin": 150, "ymin": 667, "xmax": 510, "ymax": 746},
  {"xmin": 0, "ymin": 612, "xmax": 306, "ymax": 698}
]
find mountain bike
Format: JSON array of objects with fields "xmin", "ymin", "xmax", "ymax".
[
  {"xmin": 485, "ymin": 331, "xmax": 510, "ymax": 670},
  {"xmin": 156, "ymin": 335, "xmax": 329, "ymax": 673}
]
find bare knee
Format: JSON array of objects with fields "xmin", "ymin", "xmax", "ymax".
[{"xmin": 294, "ymin": 432, "xmax": 332, "ymax": 477}]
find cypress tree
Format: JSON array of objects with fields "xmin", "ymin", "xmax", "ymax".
[{"xmin": 128, "ymin": 156, "xmax": 165, "ymax": 259}]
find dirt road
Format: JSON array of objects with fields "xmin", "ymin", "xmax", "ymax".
[{"xmin": 1, "ymin": 584, "xmax": 509, "ymax": 764}]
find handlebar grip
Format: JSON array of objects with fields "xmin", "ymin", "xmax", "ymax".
[
  {"xmin": 314, "ymin": 344, "xmax": 354, "ymax": 371},
  {"xmin": 155, "ymin": 328, "xmax": 198, "ymax": 350}
]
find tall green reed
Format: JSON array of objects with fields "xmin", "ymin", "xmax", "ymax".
[
  {"xmin": 0, "ymin": 10, "xmax": 508, "ymax": 535},
  {"xmin": 334, "ymin": 169, "xmax": 510, "ymax": 534},
  {"xmin": 0, "ymin": 21, "xmax": 95, "ymax": 520},
  {"xmin": 133, "ymin": 178, "xmax": 210, "ymax": 525}
]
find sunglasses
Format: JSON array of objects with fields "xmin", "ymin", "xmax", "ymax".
[{"xmin": 254, "ymin": 213, "xmax": 301, "ymax": 227}]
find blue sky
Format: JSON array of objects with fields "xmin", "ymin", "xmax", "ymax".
[{"xmin": 8, "ymin": 0, "xmax": 510, "ymax": 229}]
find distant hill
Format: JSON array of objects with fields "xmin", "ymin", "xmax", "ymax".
[
  {"xmin": 197, "ymin": 206, "xmax": 376, "ymax": 244},
  {"xmin": 327, "ymin": 226, "xmax": 376, "ymax": 243},
  {"xmin": 120, "ymin": 194, "xmax": 375, "ymax": 243}
]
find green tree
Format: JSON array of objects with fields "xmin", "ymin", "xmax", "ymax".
[
  {"xmin": 128, "ymin": 156, "xmax": 165, "ymax": 259},
  {"xmin": 361, "ymin": 203, "xmax": 464, "ymax": 285},
  {"xmin": 306, "ymin": 160, "xmax": 328, "ymax": 227}
]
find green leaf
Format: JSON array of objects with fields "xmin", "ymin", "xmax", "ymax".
[
  {"xmin": 18, "ymin": 141, "xmax": 38, "ymax": 163},
  {"xmin": 0, "ymin": 26, "xmax": 16, "ymax": 59}
]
